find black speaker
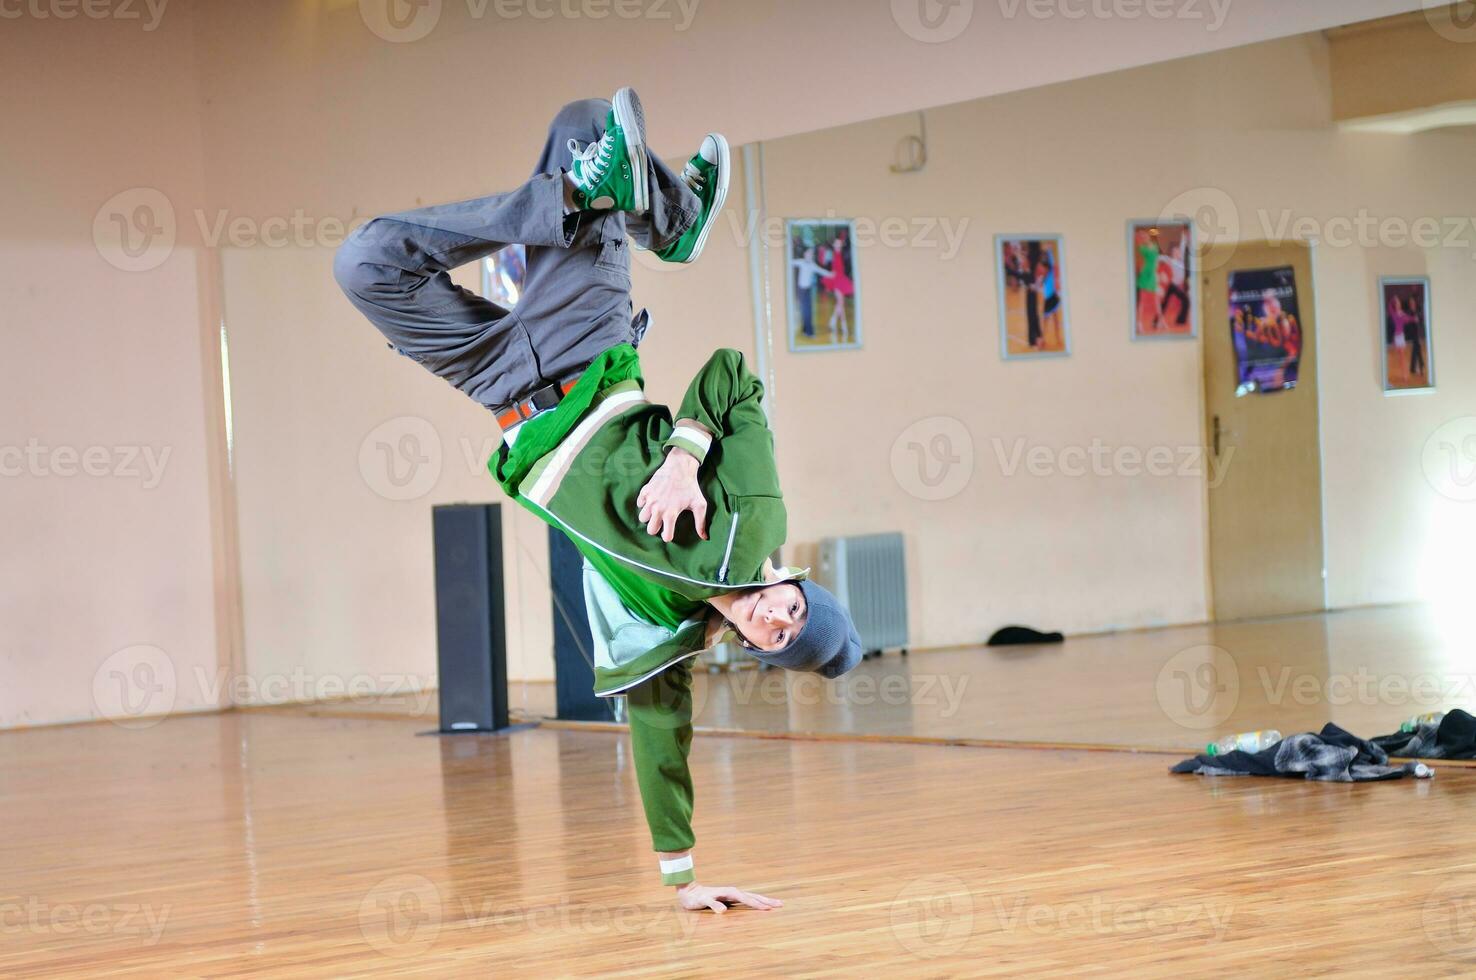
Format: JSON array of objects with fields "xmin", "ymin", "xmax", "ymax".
[
  {"xmin": 548, "ymin": 527, "xmax": 615, "ymax": 722},
  {"xmin": 432, "ymin": 504, "xmax": 509, "ymax": 733}
]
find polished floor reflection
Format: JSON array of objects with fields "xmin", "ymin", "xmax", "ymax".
[
  {"xmin": 276, "ymin": 604, "xmax": 1476, "ymax": 753},
  {"xmin": 683, "ymin": 603, "xmax": 1476, "ymax": 750},
  {"xmin": 4, "ymin": 711, "xmax": 1474, "ymax": 976}
]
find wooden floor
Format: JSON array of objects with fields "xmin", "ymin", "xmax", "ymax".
[
  {"xmin": 678, "ymin": 603, "xmax": 1476, "ymax": 750},
  {"xmin": 294, "ymin": 604, "xmax": 1476, "ymax": 754},
  {"xmin": 5, "ymin": 710, "xmax": 1476, "ymax": 976}
]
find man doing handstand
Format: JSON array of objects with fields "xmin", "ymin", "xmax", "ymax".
[{"xmin": 334, "ymin": 88, "xmax": 862, "ymax": 914}]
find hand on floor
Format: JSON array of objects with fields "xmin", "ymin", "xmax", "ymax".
[{"xmin": 676, "ymin": 883, "xmax": 783, "ymax": 914}]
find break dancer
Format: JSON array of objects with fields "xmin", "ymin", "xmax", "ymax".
[{"xmin": 334, "ymin": 88, "xmax": 863, "ymax": 914}]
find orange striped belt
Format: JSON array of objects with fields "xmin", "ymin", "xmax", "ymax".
[{"xmin": 495, "ymin": 377, "xmax": 581, "ymax": 431}]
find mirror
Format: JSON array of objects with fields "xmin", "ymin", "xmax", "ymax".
[{"xmin": 642, "ymin": 17, "xmax": 1476, "ymax": 754}]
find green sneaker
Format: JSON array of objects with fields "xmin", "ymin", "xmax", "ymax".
[
  {"xmin": 655, "ymin": 133, "xmax": 730, "ymax": 264},
  {"xmin": 568, "ymin": 87, "xmax": 649, "ymax": 213}
]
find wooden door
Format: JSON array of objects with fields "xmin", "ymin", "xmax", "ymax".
[{"xmin": 1201, "ymin": 241, "xmax": 1325, "ymax": 621}]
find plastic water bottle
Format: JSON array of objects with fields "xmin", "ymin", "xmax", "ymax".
[
  {"xmin": 1399, "ymin": 711, "xmax": 1445, "ymax": 733},
  {"xmin": 1206, "ymin": 730, "xmax": 1282, "ymax": 756}
]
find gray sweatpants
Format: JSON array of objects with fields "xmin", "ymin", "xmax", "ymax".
[{"xmin": 333, "ymin": 98, "xmax": 699, "ymax": 415}]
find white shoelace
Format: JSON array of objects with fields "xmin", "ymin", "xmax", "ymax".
[
  {"xmin": 683, "ymin": 160, "xmax": 705, "ymax": 193},
  {"xmin": 568, "ymin": 136, "xmax": 614, "ymax": 186}
]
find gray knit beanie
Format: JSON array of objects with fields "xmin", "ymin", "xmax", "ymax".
[{"xmin": 745, "ymin": 580, "xmax": 863, "ymax": 678}]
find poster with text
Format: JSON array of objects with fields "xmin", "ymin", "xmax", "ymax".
[{"xmin": 1228, "ymin": 266, "xmax": 1302, "ymax": 396}]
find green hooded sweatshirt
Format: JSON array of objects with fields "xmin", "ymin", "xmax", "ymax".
[{"xmin": 488, "ymin": 344, "xmax": 802, "ymax": 880}]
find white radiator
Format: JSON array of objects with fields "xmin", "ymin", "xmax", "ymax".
[{"xmin": 817, "ymin": 532, "xmax": 909, "ymax": 654}]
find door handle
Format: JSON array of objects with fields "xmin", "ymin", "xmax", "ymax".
[{"xmin": 1213, "ymin": 415, "xmax": 1221, "ymax": 458}]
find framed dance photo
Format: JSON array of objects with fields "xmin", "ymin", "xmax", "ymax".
[
  {"xmin": 994, "ymin": 234, "xmax": 1071, "ymax": 359},
  {"xmin": 1127, "ymin": 219, "xmax": 1196, "ymax": 340},
  {"xmin": 1379, "ymin": 276, "xmax": 1434, "ymax": 394},
  {"xmin": 785, "ymin": 218, "xmax": 862, "ymax": 352}
]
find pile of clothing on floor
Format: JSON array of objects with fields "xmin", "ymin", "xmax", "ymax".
[
  {"xmin": 1171, "ymin": 709, "xmax": 1476, "ymax": 783},
  {"xmin": 1371, "ymin": 708, "xmax": 1476, "ymax": 760}
]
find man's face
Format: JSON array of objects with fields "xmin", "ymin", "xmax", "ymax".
[{"xmin": 729, "ymin": 582, "xmax": 807, "ymax": 652}]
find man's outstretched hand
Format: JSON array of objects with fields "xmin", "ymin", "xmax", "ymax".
[
  {"xmin": 676, "ymin": 882, "xmax": 783, "ymax": 914},
  {"xmin": 637, "ymin": 448, "xmax": 708, "ymax": 543}
]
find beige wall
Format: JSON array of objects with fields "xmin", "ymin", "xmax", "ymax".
[
  {"xmin": 755, "ymin": 35, "xmax": 1476, "ymax": 644},
  {"xmin": 1330, "ymin": 7, "xmax": 1476, "ymax": 122},
  {"xmin": 222, "ymin": 26, "xmax": 1476, "ymax": 689},
  {"xmin": 206, "ymin": 0, "xmax": 1431, "ymax": 696},
  {"xmin": 0, "ymin": 8, "xmax": 226, "ymax": 727},
  {"xmin": 2, "ymin": 0, "xmax": 1446, "ymax": 726},
  {"xmin": 187, "ymin": 0, "xmax": 1426, "ymax": 222},
  {"xmin": 218, "ymin": 168, "xmax": 757, "ymax": 690}
]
